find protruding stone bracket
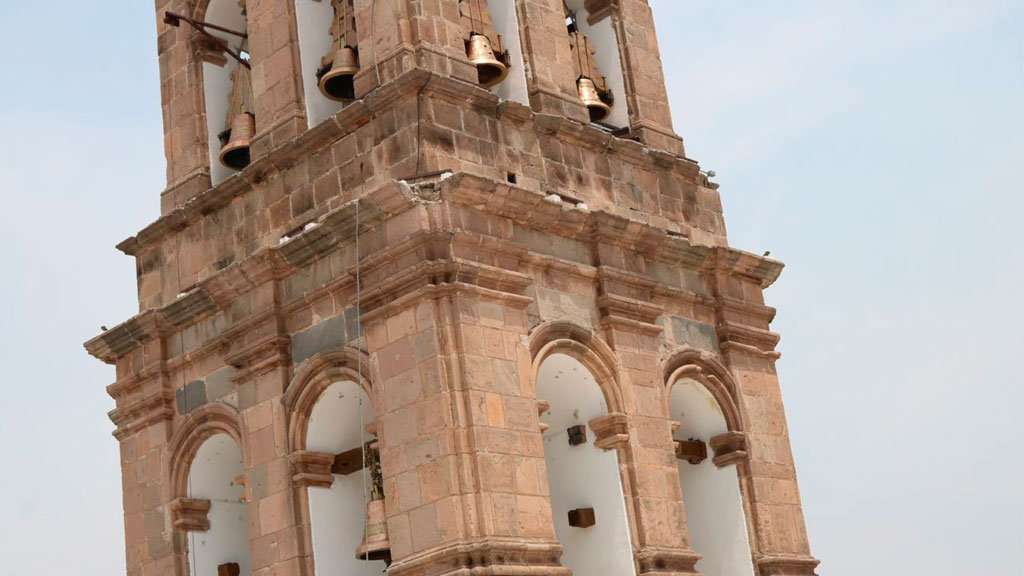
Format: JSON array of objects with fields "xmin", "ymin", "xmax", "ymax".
[
  {"xmin": 537, "ymin": 400, "xmax": 551, "ymax": 433},
  {"xmin": 755, "ymin": 553, "xmax": 821, "ymax": 576},
  {"xmin": 709, "ymin": 431, "xmax": 748, "ymax": 468},
  {"xmin": 588, "ymin": 411, "xmax": 629, "ymax": 451},
  {"xmin": 582, "ymin": 0, "xmax": 620, "ymax": 24},
  {"xmin": 171, "ymin": 497, "xmax": 211, "ymax": 533},
  {"xmin": 290, "ymin": 450, "xmax": 336, "ymax": 488},
  {"xmin": 636, "ymin": 548, "xmax": 702, "ymax": 575}
]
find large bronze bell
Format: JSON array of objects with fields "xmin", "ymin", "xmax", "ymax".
[
  {"xmin": 219, "ymin": 112, "xmax": 255, "ymax": 170},
  {"xmin": 355, "ymin": 497, "xmax": 391, "ymax": 563},
  {"xmin": 319, "ymin": 45, "xmax": 360, "ymax": 101},
  {"xmin": 355, "ymin": 440, "xmax": 391, "ymax": 564},
  {"xmin": 577, "ymin": 76, "xmax": 611, "ymax": 123},
  {"xmin": 467, "ymin": 33, "xmax": 508, "ymax": 88}
]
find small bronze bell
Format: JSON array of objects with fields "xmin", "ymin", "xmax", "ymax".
[
  {"xmin": 355, "ymin": 440, "xmax": 391, "ymax": 564},
  {"xmin": 319, "ymin": 45, "xmax": 360, "ymax": 101},
  {"xmin": 466, "ymin": 33, "xmax": 508, "ymax": 88},
  {"xmin": 219, "ymin": 112, "xmax": 255, "ymax": 170},
  {"xmin": 355, "ymin": 497, "xmax": 391, "ymax": 563},
  {"xmin": 577, "ymin": 76, "xmax": 611, "ymax": 123}
]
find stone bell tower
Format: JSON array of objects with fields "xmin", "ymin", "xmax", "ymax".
[{"xmin": 86, "ymin": 1, "xmax": 820, "ymax": 576}]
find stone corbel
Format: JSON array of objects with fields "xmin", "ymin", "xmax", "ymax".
[
  {"xmin": 588, "ymin": 412, "xmax": 629, "ymax": 450},
  {"xmin": 583, "ymin": 0, "xmax": 620, "ymax": 24},
  {"xmin": 170, "ymin": 497, "xmax": 211, "ymax": 533},
  {"xmin": 536, "ymin": 400, "xmax": 551, "ymax": 433},
  {"xmin": 290, "ymin": 451, "xmax": 336, "ymax": 488},
  {"xmin": 709, "ymin": 431, "xmax": 748, "ymax": 468}
]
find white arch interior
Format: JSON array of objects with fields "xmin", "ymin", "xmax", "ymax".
[
  {"xmin": 203, "ymin": 0, "xmax": 248, "ymax": 185},
  {"xmin": 671, "ymin": 379, "xmax": 755, "ymax": 576},
  {"xmin": 488, "ymin": 0, "xmax": 529, "ymax": 105},
  {"xmin": 187, "ymin": 433, "xmax": 251, "ymax": 576},
  {"xmin": 295, "ymin": 0, "xmax": 346, "ymax": 127},
  {"xmin": 564, "ymin": 0, "xmax": 629, "ymax": 128},
  {"xmin": 306, "ymin": 379, "xmax": 386, "ymax": 576},
  {"xmin": 537, "ymin": 353, "xmax": 636, "ymax": 576}
]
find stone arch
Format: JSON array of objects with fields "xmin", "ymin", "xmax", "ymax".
[
  {"xmin": 168, "ymin": 402, "xmax": 245, "ymax": 501},
  {"xmin": 529, "ymin": 322, "xmax": 637, "ymax": 576},
  {"xmin": 193, "ymin": 0, "xmax": 251, "ymax": 185},
  {"xmin": 663, "ymin": 348, "xmax": 743, "ymax": 433},
  {"xmin": 283, "ymin": 347, "xmax": 377, "ymax": 453},
  {"xmin": 529, "ymin": 321, "xmax": 623, "ymax": 414},
  {"xmin": 282, "ymin": 346, "xmax": 386, "ymax": 575},
  {"xmin": 664, "ymin": 348, "xmax": 755, "ymax": 576}
]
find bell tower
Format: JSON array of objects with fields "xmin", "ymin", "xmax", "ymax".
[{"xmin": 86, "ymin": 2, "xmax": 820, "ymax": 576}]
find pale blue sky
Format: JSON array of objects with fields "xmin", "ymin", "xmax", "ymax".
[{"xmin": 0, "ymin": 1, "xmax": 1021, "ymax": 574}]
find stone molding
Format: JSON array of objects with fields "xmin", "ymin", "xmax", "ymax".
[
  {"xmin": 170, "ymin": 497, "xmax": 211, "ymax": 533},
  {"xmin": 288, "ymin": 451, "xmax": 336, "ymax": 489},
  {"xmin": 167, "ymin": 403, "xmax": 246, "ymax": 501},
  {"xmin": 529, "ymin": 321, "xmax": 624, "ymax": 414},
  {"xmin": 86, "ymin": 173, "xmax": 780, "ymax": 367},
  {"xmin": 127, "ymin": 67, "xmax": 706, "ymax": 258},
  {"xmin": 755, "ymin": 553, "xmax": 821, "ymax": 576},
  {"xmin": 709, "ymin": 431, "xmax": 748, "ymax": 468},
  {"xmin": 588, "ymin": 411, "xmax": 629, "ymax": 451},
  {"xmin": 635, "ymin": 547, "xmax": 702, "ymax": 575},
  {"xmin": 663, "ymin": 348, "xmax": 744, "ymax": 433},
  {"xmin": 386, "ymin": 538, "xmax": 573, "ymax": 576}
]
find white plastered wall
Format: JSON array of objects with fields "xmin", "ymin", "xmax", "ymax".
[
  {"xmin": 671, "ymin": 379, "xmax": 755, "ymax": 576},
  {"xmin": 538, "ymin": 354, "xmax": 636, "ymax": 576},
  {"xmin": 488, "ymin": 0, "xmax": 529, "ymax": 105},
  {"xmin": 203, "ymin": 0, "xmax": 248, "ymax": 185},
  {"xmin": 187, "ymin": 433, "xmax": 251, "ymax": 576},
  {"xmin": 295, "ymin": 0, "xmax": 346, "ymax": 128},
  {"xmin": 305, "ymin": 380, "xmax": 387, "ymax": 576},
  {"xmin": 564, "ymin": 0, "xmax": 629, "ymax": 128}
]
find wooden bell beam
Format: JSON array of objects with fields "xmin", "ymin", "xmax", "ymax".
[
  {"xmin": 164, "ymin": 11, "xmax": 251, "ymax": 69},
  {"xmin": 332, "ymin": 446, "xmax": 366, "ymax": 475}
]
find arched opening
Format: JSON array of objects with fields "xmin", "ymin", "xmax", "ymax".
[
  {"xmin": 295, "ymin": 0, "xmax": 352, "ymax": 127},
  {"xmin": 459, "ymin": 0, "xmax": 528, "ymax": 104},
  {"xmin": 186, "ymin": 433, "xmax": 251, "ymax": 576},
  {"xmin": 305, "ymin": 379, "xmax": 387, "ymax": 575},
  {"xmin": 201, "ymin": 0, "xmax": 251, "ymax": 185},
  {"xmin": 564, "ymin": 0, "xmax": 628, "ymax": 128},
  {"xmin": 670, "ymin": 378, "xmax": 754, "ymax": 576},
  {"xmin": 537, "ymin": 353, "xmax": 636, "ymax": 576}
]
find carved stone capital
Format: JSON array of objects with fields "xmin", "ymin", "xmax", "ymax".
[
  {"xmin": 588, "ymin": 412, "xmax": 629, "ymax": 450},
  {"xmin": 709, "ymin": 431, "xmax": 748, "ymax": 468},
  {"xmin": 171, "ymin": 497, "xmax": 211, "ymax": 533},
  {"xmin": 290, "ymin": 450, "xmax": 336, "ymax": 488}
]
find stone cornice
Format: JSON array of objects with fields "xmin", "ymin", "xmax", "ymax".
[
  {"xmin": 87, "ymin": 174, "xmax": 783, "ymax": 365},
  {"xmin": 119, "ymin": 67, "xmax": 703, "ymax": 258}
]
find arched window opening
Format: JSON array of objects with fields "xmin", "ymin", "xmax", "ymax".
[
  {"xmin": 670, "ymin": 379, "xmax": 754, "ymax": 576},
  {"xmin": 186, "ymin": 433, "xmax": 251, "ymax": 576},
  {"xmin": 460, "ymin": 0, "xmax": 529, "ymax": 105},
  {"xmin": 537, "ymin": 353, "xmax": 636, "ymax": 576},
  {"xmin": 296, "ymin": 0, "xmax": 357, "ymax": 127},
  {"xmin": 563, "ymin": 0, "xmax": 628, "ymax": 128},
  {"xmin": 305, "ymin": 379, "xmax": 389, "ymax": 574},
  {"xmin": 201, "ymin": 0, "xmax": 252, "ymax": 184}
]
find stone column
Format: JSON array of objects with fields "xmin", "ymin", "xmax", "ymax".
[
  {"xmin": 590, "ymin": 0, "xmax": 684, "ymax": 154},
  {"xmin": 515, "ymin": 0, "xmax": 591, "ymax": 122},
  {"xmin": 245, "ymin": 0, "xmax": 309, "ymax": 160},
  {"xmin": 156, "ymin": 0, "xmax": 214, "ymax": 213},
  {"xmin": 593, "ymin": 260, "xmax": 702, "ymax": 576},
  {"xmin": 708, "ymin": 253, "xmax": 820, "ymax": 576}
]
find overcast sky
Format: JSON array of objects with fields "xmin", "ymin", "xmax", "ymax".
[{"xmin": 0, "ymin": 1, "xmax": 1021, "ymax": 574}]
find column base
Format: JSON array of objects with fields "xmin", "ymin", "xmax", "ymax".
[
  {"xmin": 756, "ymin": 554, "xmax": 820, "ymax": 576},
  {"xmin": 388, "ymin": 538, "xmax": 573, "ymax": 576}
]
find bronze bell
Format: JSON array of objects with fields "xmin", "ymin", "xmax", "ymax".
[
  {"xmin": 355, "ymin": 440, "xmax": 391, "ymax": 564},
  {"xmin": 577, "ymin": 76, "xmax": 611, "ymax": 123},
  {"xmin": 466, "ymin": 33, "xmax": 508, "ymax": 88},
  {"xmin": 319, "ymin": 45, "xmax": 360, "ymax": 101},
  {"xmin": 355, "ymin": 497, "xmax": 391, "ymax": 563},
  {"xmin": 219, "ymin": 112, "xmax": 255, "ymax": 170}
]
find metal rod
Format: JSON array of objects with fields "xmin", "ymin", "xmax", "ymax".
[{"xmin": 164, "ymin": 11, "xmax": 251, "ymax": 69}]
